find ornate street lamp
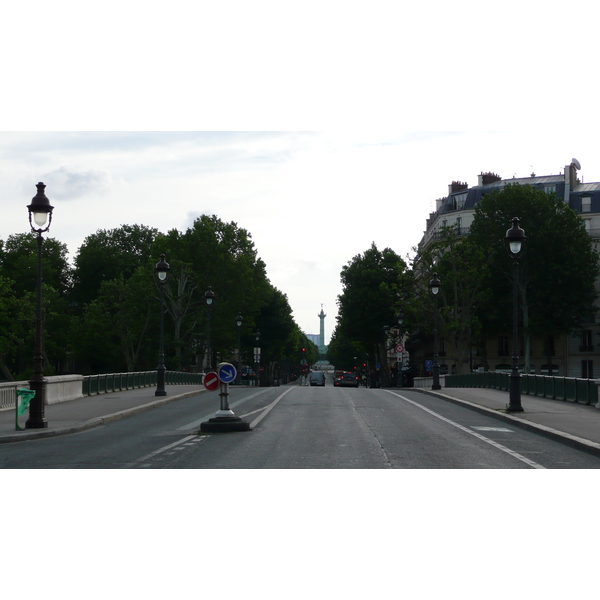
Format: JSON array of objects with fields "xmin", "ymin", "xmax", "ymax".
[
  {"xmin": 382, "ymin": 325, "xmax": 390, "ymax": 387},
  {"xmin": 505, "ymin": 217, "xmax": 527, "ymax": 413},
  {"xmin": 204, "ymin": 286, "xmax": 215, "ymax": 372},
  {"xmin": 235, "ymin": 312, "xmax": 243, "ymax": 384},
  {"xmin": 429, "ymin": 273, "xmax": 442, "ymax": 390},
  {"xmin": 25, "ymin": 182, "xmax": 54, "ymax": 429},
  {"xmin": 255, "ymin": 330, "xmax": 260, "ymax": 387},
  {"xmin": 154, "ymin": 254, "xmax": 170, "ymax": 396},
  {"xmin": 396, "ymin": 311, "xmax": 404, "ymax": 388}
]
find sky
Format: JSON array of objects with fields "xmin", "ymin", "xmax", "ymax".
[
  {"xmin": 3, "ymin": 131, "xmax": 600, "ymax": 344},
  {"xmin": 4, "ymin": 1, "xmax": 599, "ymax": 347}
]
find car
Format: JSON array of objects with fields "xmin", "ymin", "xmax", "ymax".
[
  {"xmin": 338, "ymin": 372, "xmax": 359, "ymax": 388},
  {"xmin": 309, "ymin": 371, "xmax": 326, "ymax": 386}
]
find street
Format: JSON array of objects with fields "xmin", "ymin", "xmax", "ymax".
[{"xmin": 2, "ymin": 377, "xmax": 600, "ymax": 469}]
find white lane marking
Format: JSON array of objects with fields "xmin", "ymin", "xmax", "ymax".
[
  {"xmin": 122, "ymin": 434, "xmax": 198, "ymax": 468},
  {"xmin": 384, "ymin": 391, "xmax": 546, "ymax": 469},
  {"xmin": 177, "ymin": 388, "xmax": 275, "ymax": 430},
  {"xmin": 248, "ymin": 387, "xmax": 294, "ymax": 429}
]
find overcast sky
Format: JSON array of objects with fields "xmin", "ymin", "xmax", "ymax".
[
  {"xmin": 2, "ymin": 131, "xmax": 599, "ymax": 343},
  {"xmin": 4, "ymin": 1, "xmax": 599, "ymax": 347}
]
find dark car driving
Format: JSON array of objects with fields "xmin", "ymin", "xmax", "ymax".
[{"xmin": 337, "ymin": 372, "xmax": 359, "ymax": 387}]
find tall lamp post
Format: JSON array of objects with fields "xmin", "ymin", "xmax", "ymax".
[
  {"xmin": 235, "ymin": 312, "xmax": 243, "ymax": 385},
  {"xmin": 396, "ymin": 311, "xmax": 404, "ymax": 388},
  {"xmin": 154, "ymin": 254, "xmax": 170, "ymax": 396},
  {"xmin": 429, "ymin": 273, "xmax": 442, "ymax": 391},
  {"xmin": 382, "ymin": 325, "xmax": 390, "ymax": 387},
  {"xmin": 204, "ymin": 286, "xmax": 215, "ymax": 372},
  {"xmin": 255, "ymin": 330, "xmax": 260, "ymax": 387},
  {"xmin": 26, "ymin": 182, "xmax": 54, "ymax": 429},
  {"xmin": 505, "ymin": 217, "xmax": 526, "ymax": 413}
]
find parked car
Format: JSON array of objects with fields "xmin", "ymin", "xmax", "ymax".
[
  {"xmin": 338, "ymin": 372, "xmax": 359, "ymax": 388},
  {"xmin": 309, "ymin": 371, "xmax": 326, "ymax": 386}
]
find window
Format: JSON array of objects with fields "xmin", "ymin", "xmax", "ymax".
[
  {"xmin": 439, "ymin": 336, "xmax": 446, "ymax": 357},
  {"xmin": 454, "ymin": 193, "xmax": 467, "ymax": 210},
  {"xmin": 580, "ymin": 330, "xmax": 594, "ymax": 352},
  {"xmin": 545, "ymin": 185, "xmax": 556, "ymax": 195},
  {"xmin": 544, "ymin": 335, "xmax": 555, "ymax": 357},
  {"xmin": 498, "ymin": 336, "xmax": 509, "ymax": 356},
  {"xmin": 582, "ymin": 360, "xmax": 593, "ymax": 379},
  {"xmin": 581, "ymin": 196, "xmax": 592, "ymax": 213}
]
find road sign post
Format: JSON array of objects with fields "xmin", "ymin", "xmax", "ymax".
[{"xmin": 201, "ymin": 362, "xmax": 250, "ymax": 433}]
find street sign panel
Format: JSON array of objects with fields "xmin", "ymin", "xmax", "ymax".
[
  {"xmin": 395, "ymin": 344, "xmax": 404, "ymax": 353},
  {"xmin": 217, "ymin": 362, "xmax": 237, "ymax": 384},
  {"xmin": 204, "ymin": 372, "xmax": 219, "ymax": 391}
]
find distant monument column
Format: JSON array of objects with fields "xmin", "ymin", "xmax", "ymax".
[{"xmin": 318, "ymin": 305, "xmax": 326, "ymax": 358}]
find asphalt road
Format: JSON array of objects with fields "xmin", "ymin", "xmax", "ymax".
[{"xmin": 2, "ymin": 380, "xmax": 600, "ymax": 468}]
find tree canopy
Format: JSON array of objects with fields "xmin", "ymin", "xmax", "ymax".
[{"xmin": 468, "ymin": 184, "xmax": 599, "ymax": 370}]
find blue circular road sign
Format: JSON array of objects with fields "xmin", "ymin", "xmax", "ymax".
[{"xmin": 217, "ymin": 362, "xmax": 237, "ymax": 384}]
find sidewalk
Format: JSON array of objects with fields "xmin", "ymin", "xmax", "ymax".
[
  {"xmin": 0, "ymin": 385, "xmax": 207, "ymax": 444},
  {"xmin": 415, "ymin": 386, "xmax": 600, "ymax": 457}
]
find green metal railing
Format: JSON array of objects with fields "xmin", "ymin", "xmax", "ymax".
[
  {"xmin": 445, "ymin": 372, "xmax": 598, "ymax": 406},
  {"xmin": 82, "ymin": 371, "xmax": 204, "ymax": 396}
]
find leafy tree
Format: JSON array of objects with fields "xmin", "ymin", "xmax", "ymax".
[
  {"xmin": 0, "ymin": 234, "xmax": 72, "ymax": 378},
  {"xmin": 1, "ymin": 233, "xmax": 72, "ymax": 298},
  {"xmin": 413, "ymin": 227, "xmax": 490, "ymax": 374},
  {"xmin": 155, "ymin": 216, "xmax": 271, "ymax": 369},
  {"xmin": 0, "ymin": 276, "xmax": 34, "ymax": 380},
  {"xmin": 336, "ymin": 243, "xmax": 410, "ymax": 370},
  {"xmin": 71, "ymin": 268, "xmax": 155, "ymax": 372},
  {"xmin": 468, "ymin": 183, "xmax": 599, "ymax": 372},
  {"xmin": 72, "ymin": 224, "xmax": 158, "ymax": 306}
]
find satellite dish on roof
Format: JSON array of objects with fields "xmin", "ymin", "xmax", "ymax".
[{"xmin": 572, "ymin": 158, "xmax": 582, "ymax": 170}]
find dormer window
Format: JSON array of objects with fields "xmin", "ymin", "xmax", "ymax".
[{"xmin": 581, "ymin": 196, "xmax": 592, "ymax": 213}]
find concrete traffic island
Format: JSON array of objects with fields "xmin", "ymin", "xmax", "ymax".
[
  {"xmin": 200, "ymin": 363, "xmax": 251, "ymax": 433},
  {"xmin": 200, "ymin": 413, "xmax": 250, "ymax": 433}
]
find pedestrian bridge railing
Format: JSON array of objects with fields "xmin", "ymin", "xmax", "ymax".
[
  {"xmin": 444, "ymin": 372, "xmax": 599, "ymax": 406},
  {"xmin": 82, "ymin": 371, "xmax": 204, "ymax": 396},
  {"xmin": 0, "ymin": 371, "xmax": 205, "ymax": 410}
]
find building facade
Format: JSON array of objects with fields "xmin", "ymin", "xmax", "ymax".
[{"xmin": 413, "ymin": 159, "xmax": 600, "ymax": 379}]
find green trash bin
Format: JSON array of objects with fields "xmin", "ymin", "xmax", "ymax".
[{"xmin": 15, "ymin": 388, "xmax": 36, "ymax": 430}]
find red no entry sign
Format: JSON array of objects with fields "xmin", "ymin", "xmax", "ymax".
[{"xmin": 204, "ymin": 372, "xmax": 219, "ymax": 391}]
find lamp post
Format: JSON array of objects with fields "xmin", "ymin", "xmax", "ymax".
[
  {"xmin": 236, "ymin": 312, "xmax": 243, "ymax": 385},
  {"xmin": 396, "ymin": 311, "xmax": 404, "ymax": 388},
  {"xmin": 505, "ymin": 217, "xmax": 526, "ymax": 413},
  {"xmin": 382, "ymin": 325, "xmax": 390, "ymax": 387},
  {"xmin": 429, "ymin": 273, "xmax": 442, "ymax": 390},
  {"xmin": 154, "ymin": 254, "xmax": 170, "ymax": 396},
  {"xmin": 25, "ymin": 182, "xmax": 54, "ymax": 429},
  {"xmin": 204, "ymin": 286, "xmax": 215, "ymax": 372},
  {"xmin": 255, "ymin": 330, "xmax": 260, "ymax": 387}
]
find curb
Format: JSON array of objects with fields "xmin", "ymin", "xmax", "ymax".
[
  {"xmin": 0, "ymin": 388, "xmax": 206, "ymax": 445},
  {"xmin": 414, "ymin": 388, "xmax": 600, "ymax": 459}
]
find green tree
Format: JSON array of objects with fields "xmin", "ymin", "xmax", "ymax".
[
  {"xmin": 1, "ymin": 233, "xmax": 72, "ymax": 298},
  {"xmin": 413, "ymin": 227, "xmax": 490, "ymax": 374},
  {"xmin": 156, "ymin": 216, "xmax": 271, "ymax": 369},
  {"xmin": 468, "ymin": 183, "xmax": 599, "ymax": 372},
  {"xmin": 71, "ymin": 268, "xmax": 155, "ymax": 372},
  {"xmin": 336, "ymin": 243, "xmax": 410, "ymax": 370},
  {"xmin": 0, "ymin": 276, "xmax": 34, "ymax": 380},
  {"xmin": 1, "ymin": 234, "xmax": 73, "ymax": 378},
  {"xmin": 72, "ymin": 224, "xmax": 158, "ymax": 306}
]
